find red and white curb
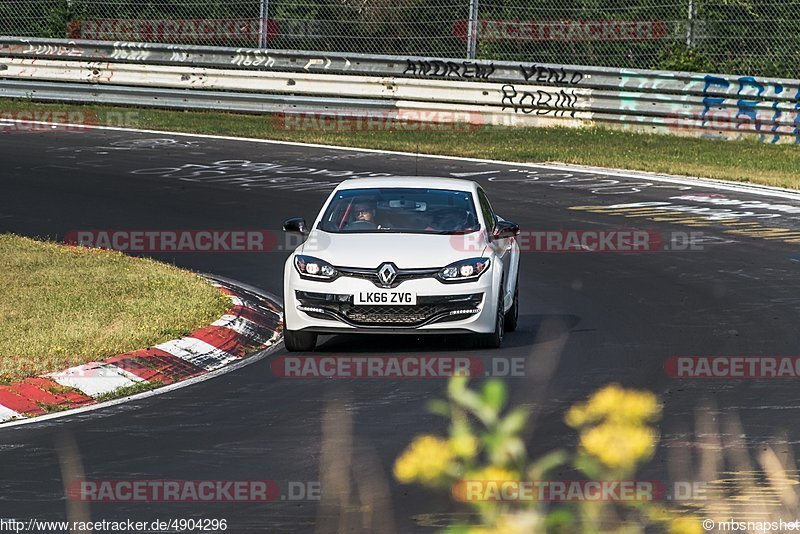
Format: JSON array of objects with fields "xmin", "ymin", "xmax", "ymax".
[{"xmin": 0, "ymin": 278, "xmax": 282, "ymax": 425}]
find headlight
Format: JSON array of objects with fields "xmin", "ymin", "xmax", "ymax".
[
  {"xmin": 294, "ymin": 255, "xmax": 338, "ymax": 281},
  {"xmin": 438, "ymin": 258, "xmax": 490, "ymax": 283}
]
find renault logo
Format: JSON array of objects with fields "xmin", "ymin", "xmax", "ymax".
[{"xmin": 377, "ymin": 263, "xmax": 398, "ymax": 286}]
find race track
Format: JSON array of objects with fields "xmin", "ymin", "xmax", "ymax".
[{"xmin": 1, "ymin": 127, "xmax": 799, "ymax": 532}]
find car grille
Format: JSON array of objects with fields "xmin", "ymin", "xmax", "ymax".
[
  {"xmin": 347, "ymin": 305, "xmax": 443, "ymax": 325},
  {"xmin": 336, "ymin": 266, "xmax": 440, "ymax": 288},
  {"xmin": 296, "ymin": 291, "xmax": 483, "ymax": 327}
]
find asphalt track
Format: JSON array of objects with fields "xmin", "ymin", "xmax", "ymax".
[{"xmin": 1, "ymin": 127, "xmax": 799, "ymax": 532}]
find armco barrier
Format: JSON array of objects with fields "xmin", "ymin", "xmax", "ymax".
[{"xmin": 1, "ymin": 37, "xmax": 799, "ymax": 143}]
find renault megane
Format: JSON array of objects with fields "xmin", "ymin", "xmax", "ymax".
[{"xmin": 282, "ymin": 177, "xmax": 520, "ymax": 351}]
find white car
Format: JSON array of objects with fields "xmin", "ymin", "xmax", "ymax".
[{"xmin": 282, "ymin": 177, "xmax": 520, "ymax": 351}]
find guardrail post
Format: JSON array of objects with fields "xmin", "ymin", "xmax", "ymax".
[
  {"xmin": 686, "ymin": 0, "xmax": 696, "ymax": 47},
  {"xmin": 259, "ymin": 0, "xmax": 270, "ymax": 49},
  {"xmin": 467, "ymin": 0, "xmax": 479, "ymax": 59}
]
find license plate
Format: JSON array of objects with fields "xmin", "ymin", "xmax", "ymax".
[{"xmin": 355, "ymin": 291, "xmax": 417, "ymax": 305}]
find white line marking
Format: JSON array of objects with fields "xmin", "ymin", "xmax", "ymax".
[
  {"xmin": 155, "ymin": 337, "xmax": 239, "ymax": 371},
  {"xmin": 450, "ymin": 170, "xmax": 501, "ymax": 177},
  {"xmin": 4, "ymin": 119, "xmax": 798, "ymax": 200},
  {"xmin": 48, "ymin": 362, "xmax": 144, "ymax": 397}
]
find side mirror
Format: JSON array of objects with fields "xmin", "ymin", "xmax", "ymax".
[
  {"xmin": 283, "ymin": 217, "xmax": 309, "ymax": 236},
  {"xmin": 491, "ymin": 220, "xmax": 520, "ymax": 241}
]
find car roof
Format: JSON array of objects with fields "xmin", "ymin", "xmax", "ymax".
[{"xmin": 335, "ymin": 176, "xmax": 478, "ymax": 193}]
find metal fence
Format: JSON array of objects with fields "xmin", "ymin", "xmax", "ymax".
[
  {"xmin": 3, "ymin": 37, "xmax": 800, "ymax": 144},
  {"xmin": 2, "ymin": 0, "xmax": 800, "ymax": 78}
]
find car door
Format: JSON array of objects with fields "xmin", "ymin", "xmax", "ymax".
[{"xmin": 477, "ymin": 188, "xmax": 517, "ymax": 309}]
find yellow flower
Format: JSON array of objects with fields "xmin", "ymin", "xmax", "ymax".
[
  {"xmin": 612, "ymin": 389, "xmax": 662, "ymax": 424},
  {"xmin": 668, "ymin": 517, "xmax": 703, "ymax": 534},
  {"xmin": 564, "ymin": 403, "xmax": 590, "ymax": 428},
  {"xmin": 449, "ymin": 434, "xmax": 479, "ymax": 458},
  {"xmin": 394, "ymin": 435, "xmax": 454, "ymax": 485},
  {"xmin": 464, "ymin": 512, "xmax": 542, "ymax": 534},
  {"xmin": 453, "ymin": 466, "xmax": 519, "ymax": 502},
  {"xmin": 468, "ymin": 466, "xmax": 518, "ymax": 483},
  {"xmin": 565, "ymin": 384, "xmax": 661, "ymax": 428},
  {"xmin": 580, "ymin": 421, "xmax": 656, "ymax": 470}
]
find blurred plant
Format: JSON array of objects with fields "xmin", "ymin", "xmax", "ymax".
[
  {"xmin": 394, "ymin": 377, "xmax": 701, "ymax": 533},
  {"xmin": 565, "ymin": 383, "xmax": 661, "ymax": 475}
]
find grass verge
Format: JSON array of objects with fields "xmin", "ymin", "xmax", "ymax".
[
  {"xmin": 3, "ymin": 100, "xmax": 800, "ymax": 189},
  {"xmin": 0, "ymin": 234, "xmax": 231, "ymax": 383},
  {"xmin": 93, "ymin": 381, "xmax": 164, "ymax": 403}
]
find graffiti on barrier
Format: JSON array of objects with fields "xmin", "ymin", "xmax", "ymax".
[
  {"xmin": 231, "ymin": 49, "xmax": 275, "ymax": 68},
  {"xmin": 110, "ymin": 42, "xmax": 151, "ymax": 61},
  {"xmin": 501, "ymin": 85, "xmax": 578, "ymax": 117},
  {"xmin": 519, "ymin": 65, "xmax": 584, "ymax": 85},
  {"xmin": 167, "ymin": 45, "xmax": 191, "ymax": 63},
  {"xmin": 21, "ymin": 40, "xmax": 85, "ymax": 58},
  {"xmin": 617, "ymin": 71, "xmax": 800, "ymax": 144},
  {"xmin": 701, "ymin": 74, "xmax": 800, "ymax": 144},
  {"xmin": 303, "ymin": 58, "xmax": 333, "ymax": 70},
  {"xmin": 403, "ymin": 59, "xmax": 495, "ymax": 80}
]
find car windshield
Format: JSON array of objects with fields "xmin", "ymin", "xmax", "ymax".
[{"xmin": 317, "ymin": 188, "xmax": 481, "ymax": 234}]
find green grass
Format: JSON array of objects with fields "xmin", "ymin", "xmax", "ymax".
[
  {"xmin": 4, "ymin": 100, "xmax": 800, "ymax": 189},
  {"xmin": 93, "ymin": 380, "xmax": 164, "ymax": 403},
  {"xmin": 0, "ymin": 234, "xmax": 231, "ymax": 383},
  {"xmin": 34, "ymin": 401, "xmax": 77, "ymax": 414}
]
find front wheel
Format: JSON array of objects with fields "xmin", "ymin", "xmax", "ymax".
[
  {"xmin": 283, "ymin": 324, "xmax": 317, "ymax": 352},
  {"xmin": 474, "ymin": 279, "xmax": 505, "ymax": 349}
]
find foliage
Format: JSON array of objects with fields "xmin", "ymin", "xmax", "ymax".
[
  {"xmin": 657, "ymin": 43, "xmax": 714, "ymax": 73},
  {"xmin": 6, "ymin": 0, "xmax": 800, "ymax": 77},
  {"xmin": 394, "ymin": 377, "xmax": 701, "ymax": 533},
  {"xmin": 44, "ymin": 0, "xmax": 88, "ymax": 39}
]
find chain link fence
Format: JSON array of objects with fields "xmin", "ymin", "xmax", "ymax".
[{"xmin": 2, "ymin": 0, "xmax": 799, "ymax": 78}]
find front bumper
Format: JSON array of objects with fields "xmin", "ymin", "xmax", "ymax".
[{"xmin": 284, "ymin": 265, "xmax": 498, "ymax": 334}]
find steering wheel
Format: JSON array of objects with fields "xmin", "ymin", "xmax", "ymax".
[{"xmin": 346, "ymin": 220, "xmax": 378, "ymax": 229}]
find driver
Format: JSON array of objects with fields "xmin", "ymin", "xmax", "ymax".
[
  {"xmin": 355, "ymin": 199, "xmax": 376, "ymax": 223},
  {"xmin": 346, "ymin": 198, "xmax": 381, "ymax": 229}
]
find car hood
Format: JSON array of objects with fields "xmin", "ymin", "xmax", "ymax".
[{"xmin": 300, "ymin": 230, "xmax": 486, "ymax": 268}]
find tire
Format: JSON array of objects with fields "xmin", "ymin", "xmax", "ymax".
[
  {"xmin": 475, "ymin": 278, "xmax": 505, "ymax": 349},
  {"xmin": 283, "ymin": 324, "xmax": 317, "ymax": 352},
  {"xmin": 504, "ymin": 277, "xmax": 519, "ymax": 332}
]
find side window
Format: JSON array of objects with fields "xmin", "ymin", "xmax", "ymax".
[{"xmin": 477, "ymin": 189, "xmax": 496, "ymax": 231}]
